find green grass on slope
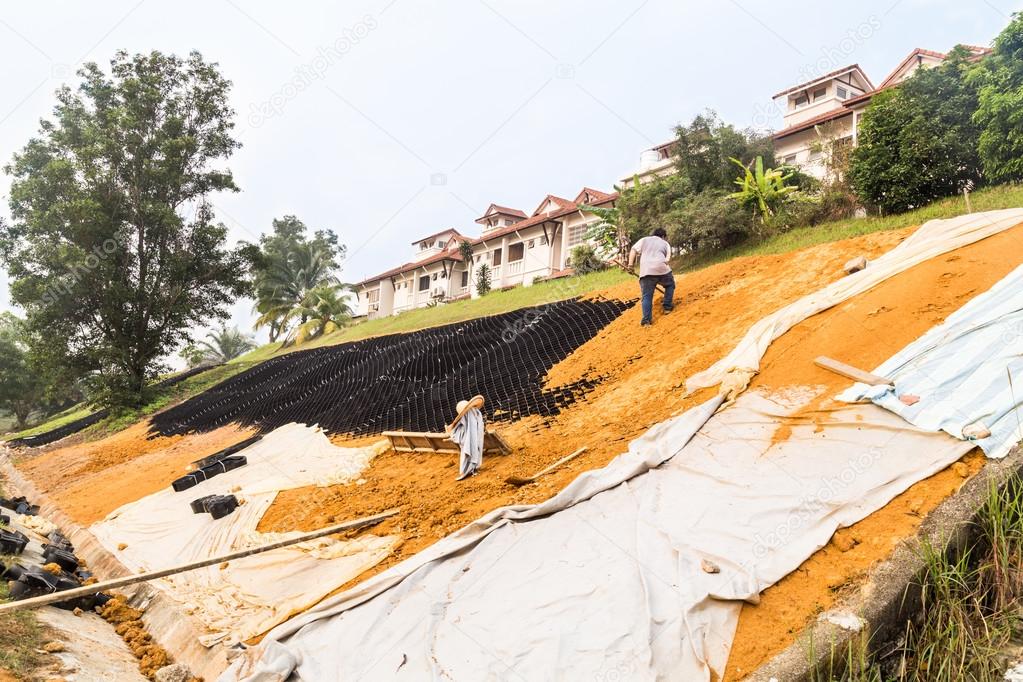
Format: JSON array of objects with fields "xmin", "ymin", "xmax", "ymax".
[
  {"xmin": 675, "ymin": 183, "xmax": 1023, "ymax": 273},
  {"xmin": 234, "ymin": 268, "xmax": 633, "ymax": 364},
  {"xmin": 2, "ymin": 405, "xmax": 93, "ymax": 440}
]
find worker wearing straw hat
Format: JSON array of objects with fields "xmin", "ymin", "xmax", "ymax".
[{"xmin": 448, "ymin": 395, "xmax": 485, "ymax": 481}]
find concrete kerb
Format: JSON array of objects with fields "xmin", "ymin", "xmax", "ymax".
[
  {"xmin": 749, "ymin": 443, "xmax": 1023, "ymax": 682},
  {"xmin": 0, "ymin": 446, "xmax": 230, "ymax": 681}
]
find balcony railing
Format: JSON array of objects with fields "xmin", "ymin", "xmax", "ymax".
[
  {"xmin": 507, "ymin": 260, "xmax": 523, "ymax": 276},
  {"xmin": 490, "ymin": 265, "xmax": 502, "ymax": 281}
]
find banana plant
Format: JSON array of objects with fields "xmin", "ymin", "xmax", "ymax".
[{"xmin": 729, "ymin": 156, "xmax": 797, "ymax": 221}]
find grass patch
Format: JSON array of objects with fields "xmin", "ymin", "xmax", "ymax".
[
  {"xmin": 811, "ymin": 476, "xmax": 1023, "ymax": 681},
  {"xmin": 0, "ymin": 579, "xmax": 48, "ymax": 679},
  {"xmin": 3, "ymin": 405, "xmax": 94, "ymax": 441},
  {"xmin": 676, "ymin": 183, "xmax": 1023, "ymax": 273},
  {"xmin": 234, "ymin": 268, "xmax": 633, "ymax": 364}
]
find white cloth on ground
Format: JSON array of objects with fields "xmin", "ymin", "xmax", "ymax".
[
  {"xmin": 686, "ymin": 209, "xmax": 1023, "ymax": 395},
  {"xmin": 91, "ymin": 423, "xmax": 397, "ymax": 647},
  {"xmin": 221, "ymin": 390, "xmax": 973, "ymax": 681},
  {"xmin": 838, "ymin": 262, "xmax": 1023, "ymax": 459},
  {"xmin": 449, "ymin": 407, "xmax": 484, "ymax": 479}
]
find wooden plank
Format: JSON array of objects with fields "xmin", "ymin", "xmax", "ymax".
[
  {"xmin": 814, "ymin": 356, "xmax": 894, "ymax": 386},
  {"xmin": 384, "ymin": 430, "xmax": 511, "ymax": 455},
  {"xmin": 0, "ymin": 509, "xmax": 399, "ymax": 614}
]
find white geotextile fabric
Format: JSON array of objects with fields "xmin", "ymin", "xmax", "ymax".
[
  {"xmin": 224, "ymin": 391, "xmax": 972, "ymax": 681},
  {"xmin": 91, "ymin": 423, "xmax": 397, "ymax": 646},
  {"xmin": 839, "ymin": 262, "xmax": 1023, "ymax": 459},
  {"xmin": 686, "ymin": 208, "xmax": 1023, "ymax": 394}
]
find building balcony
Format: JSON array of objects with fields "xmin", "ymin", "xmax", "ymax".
[{"xmin": 507, "ymin": 260, "xmax": 523, "ymax": 276}]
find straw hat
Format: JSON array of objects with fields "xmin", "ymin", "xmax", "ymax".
[{"xmin": 447, "ymin": 395, "xmax": 485, "ymax": 431}]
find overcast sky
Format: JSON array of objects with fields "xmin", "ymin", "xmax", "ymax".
[{"xmin": 0, "ymin": 0, "xmax": 1018, "ymax": 351}]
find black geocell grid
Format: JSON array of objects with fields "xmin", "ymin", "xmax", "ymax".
[{"xmin": 148, "ymin": 297, "xmax": 634, "ymax": 438}]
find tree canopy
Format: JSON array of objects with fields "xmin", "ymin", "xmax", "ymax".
[
  {"xmin": 973, "ymin": 12, "xmax": 1023, "ymax": 183},
  {"xmin": 0, "ymin": 50, "xmax": 248, "ymax": 406},
  {"xmin": 849, "ymin": 47, "xmax": 984, "ymax": 214}
]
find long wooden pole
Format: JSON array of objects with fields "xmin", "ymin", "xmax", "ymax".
[{"xmin": 0, "ymin": 508, "xmax": 399, "ymax": 613}]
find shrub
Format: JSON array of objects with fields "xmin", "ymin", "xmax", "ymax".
[
  {"xmin": 475, "ymin": 263, "xmax": 492, "ymax": 296},
  {"xmin": 670, "ymin": 189, "xmax": 752, "ymax": 254},
  {"xmin": 568, "ymin": 244, "xmax": 605, "ymax": 274}
]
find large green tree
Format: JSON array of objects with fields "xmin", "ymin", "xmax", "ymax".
[
  {"xmin": 849, "ymin": 47, "xmax": 984, "ymax": 214},
  {"xmin": 672, "ymin": 110, "xmax": 775, "ymax": 194},
  {"xmin": 0, "ymin": 50, "xmax": 248, "ymax": 406},
  {"xmin": 0, "ymin": 313, "xmax": 46, "ymax": 429},
  {"xmin": 973, "ymin": 13, "xmax": 1023, "ymax": 183}
]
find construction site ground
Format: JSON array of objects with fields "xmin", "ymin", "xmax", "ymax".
[{"xmin": 8, "ymin": 219, "xmax": 1023, "ymax": 679}]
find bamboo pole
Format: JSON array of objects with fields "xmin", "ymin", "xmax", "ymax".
[{"xmin": 0, "ymin": 508, "xmax": 399, "ymax": 613}]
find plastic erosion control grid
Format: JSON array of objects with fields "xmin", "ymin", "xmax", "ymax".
[
  {"xmin": 5, "ymin": 364, "xmax": 220, "ymax": 448},
  {"xmin": 149, "ymin": 297, "xmax": 634, "ymax": 438}
]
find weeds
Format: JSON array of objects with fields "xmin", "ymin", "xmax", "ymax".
[
  {"xmin": 0, "ymin": 579, "xmax": 48, "ymax": 679},
  {"xmin": 808, "ymin": 478, "xmax": 1023, "ymax": 682}
]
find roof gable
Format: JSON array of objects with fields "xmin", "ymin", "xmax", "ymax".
[
  {"xmin": 573, "ymin": 187, "xmax": 616, "ymax": 206},
  {"xmin": 772, "ymin": 64, "xmax": 874, "ymax": 100},
  {"xmin": 532, "ymin": 194, "xmax": 575, "ymax": 216}
]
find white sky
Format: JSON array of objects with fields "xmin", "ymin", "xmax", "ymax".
[{"xmin": 0, "ymin": 0, "xmax": 1017, "ymax": 352}]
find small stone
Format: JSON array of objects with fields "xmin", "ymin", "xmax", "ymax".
[
  {"xmin": 908, "ymin": 498, "xmax": 924, "ymax": 515},
  {"xmin": 72, "ymin": 607, "xmax": 83, "ymax": 617},
  {"xmin": 42, "ymin": 563, "xmax": 63, "ymax": 576},
  {"xmin": 42, "ymin": 641, "xmax": 65, "ymax": 653},
  {"xmin": 899, "ymin": 394, "xmax": 921, "ymax": 406},
  {"xmin": 117, "ymin": 543, "xmax": 128, "ymax": 551},
  {"xmin": 155, "ymin": 663, "xmax": 192, "ymax": 682},
  {"xmin": 700, "ymin": 559, "xmax": 720, "ymax": 574},
  {"xmin": 219, "ymin": 562, "xmax": 229, "ymax": 570},
  {"xmin": 952, "ymin": 462, "xmax": 970, "ymax": 478},
  {"xmin": 843, "ymin": 256, "xmax": 868, "ymax": 274}
]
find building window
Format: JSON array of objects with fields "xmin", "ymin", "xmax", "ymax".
[
  {"xmin": 783, "ymin": 154, "xmax": 797, "ymax": 164},
  {"xmin": 527, "ymin": 239, "xmax": 535, "ymax": 249},
  {"xmin": 566, "ymin": 223, "xmax": 589, "ymax": 248},
  {"xmin": 475, "ymin": 255, "xmax": 481, "ymax": 262},
  {"xmin": 810, "ymin": 150, "xmax": 823, "ymax": 161},
  {"xmin": 836, "ymin": 86, "xmax": 848, "ymax": 99},
  {"xmin": 461, "ymin": 270, "xmax": 469, "ymax": 287},
  {"xmin": 812, "ymin": 87, "xmax": 826, "ymax": 101},
  {"xmin": 540, "ymin": 235, "xmax": 548, "ymax": 245},
  {"xmin": 492, "ymin": 248, "xmax": 503, "ymax": 266},
  {"xmin": 508, "ymin": 242, "xmax": 525, "ymax": 262},
  {"xmin": 419, "ymin": 275, "xmax": 430, "ymax": 291},
  {"xmin": 432, "ymin": 272, "xmax": 438, "ymax": 280},
  {"xmin": 794, "ymin": 93, "xmax": 809, "ymax": 107}
]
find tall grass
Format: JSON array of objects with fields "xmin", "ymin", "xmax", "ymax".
[{"xmin": 810, "ymin": 478, "xmax": 1023, "ymax": 681}]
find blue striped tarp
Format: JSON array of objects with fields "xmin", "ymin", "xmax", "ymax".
[{"xmin": 839, "ymin": 263, "xmax": 1023, "ymax": 459}]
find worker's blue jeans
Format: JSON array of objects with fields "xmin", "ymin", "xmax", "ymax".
[{"xmin": 639, "ymin": 273, "xmax": 675, "ymax": 324}]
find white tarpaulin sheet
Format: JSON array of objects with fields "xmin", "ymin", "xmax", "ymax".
[
  {"xmin": 92, "ymin": 423, "xmax": 397, "ymax": 646},
  {"xmin": 839, "ymin": 263, "xmax": 1023, "ymax": 459},
  {"xmin": 686, "ymin": 208, "xmax": 1023, "ymax": 395},
  {"xmin": 224, "ymin": 391, "xmax": 972, "ymax": 681},
  {"xmin": 221, "ymin": 210, "xmax": 1023, "ymax": 680}
]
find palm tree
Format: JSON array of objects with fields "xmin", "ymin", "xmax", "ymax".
[
  {"xmin": 280, "ymin": 283, "xmax": 355, "ymax": 347},
  {"xmin": 194, "ymin": 326, "xmax": 257, "ymax": 364},
  {"xmin": 252, "ymin": 244, "xmax": 339, "ymax": 342}
]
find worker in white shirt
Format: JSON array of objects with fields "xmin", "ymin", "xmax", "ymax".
[{"xmin": 628, "ymin": 227, "xmax": 675, "ymax": 326}]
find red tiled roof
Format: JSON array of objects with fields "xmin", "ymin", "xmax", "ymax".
[
  {"xmin": 844, "ymin": 45, "xmax": 993, "ymax": 108},
  {"xmin": 474, "ymin": 189, "xmax": 617, "ymax": 245},
  {"xmin": 574, "ymin": 187, "xmax": 616, "ymax": 205},
  {"xmin": 772, "ymin": 64, "xmax": 874, "ymax": 99},
  {"xmin": 356, "ymin": 243, "xmax": 465, "ymax": 287},
  {"xmin": 474, "ymin": 203, "xmax": 528, "ymax": 225},
  {"xmin": 530, "ymin": 194, "xmax": 576, "ymax": 217},
  {"xmin": 652, "ymin": 139, "xmax": 677, "ymax": 153},
  {"xmin": 772, "ymin": 107, "xmax": 853, "ymax": 140},
  {"xmin": 409, "ymin": 228, "xmax": 467, "ymax": 246}
]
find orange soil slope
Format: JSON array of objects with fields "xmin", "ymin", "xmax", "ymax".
[
  {"xmin": 256, "ymin": 228, "xmax": 911, "ymax": 578},
  {"xmin": 723, "ymin": 224, "xmax": 1023, "ymax": 679},
  {"xmin": 12, "ymin": 221, "xmax": 1021, "ymax": 677}
]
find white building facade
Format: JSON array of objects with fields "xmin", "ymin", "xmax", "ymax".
[{"xmin": 354, "ymin": 188, "xmax": 617, "ymax": 320}]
